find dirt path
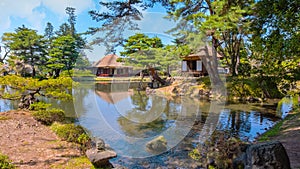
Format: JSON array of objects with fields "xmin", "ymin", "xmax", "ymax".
[
  {"xmin": 0, "ymin": 110, "xmax": 83, "ymax": 169},
  {"xmin": 269, "ymin": 110, "xmax": 300, "ymax": 169}
]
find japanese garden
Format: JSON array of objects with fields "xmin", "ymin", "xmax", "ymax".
[{"xmin": 0, "ymin": 0, "xmax": 299, "ymax": 169}]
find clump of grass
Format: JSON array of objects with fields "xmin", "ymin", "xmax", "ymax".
[
  {"xmin": 50, "ymin": 122, "xmax": 91, "ymax": 153},
  {"xmin": 258, "ymin": 120, "xmax": 284, "ymax": 141},
  {"xmin": 50, "ymin": 122, "xmax": 89, "ymax": 144},
  {"xmin": 51, "ymin": 157, "xmax": 95, "ymax": 169},
  {"xmin": 0, "ymin": 116, "xmax": 10, "ymax": 121},
  {"xmin": 32, "ymin": 108, "xmax": 65, "ymax": 125},
  {"xmin": 0, "ymin": 153, "xmax": 16, "ymax": 169},
  {"xmin": 259, "ymin": 106, "xmax": 300, "ymax": 141},
  {"xmin": 51, "ymin": 156, "xmax": 96, "ymax": 169}
]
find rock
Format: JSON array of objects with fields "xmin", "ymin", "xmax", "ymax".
[
  {"xmin": 95, "ymin": 138, "xmax": 105, "ymax": 152},
  {"xmin": 146, "ymin": 135, "xmax": 167, "ymax": 154},
  {"xmin": 233, "ymin": 141, "xmax": 291, "ymax": 169},
  {"xmin": 86, "ymin": 148, "xmax": 117, "ymax": 168}
]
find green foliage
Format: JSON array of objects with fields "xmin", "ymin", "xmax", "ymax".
[
  {"xmin": 189, "ymin": 149, "xmax": 201, "ymax": 161},
  {"xmin": 0, "ymin": 153, "xmax": 16, "ymax": 169},
  {"xmin": 121, "ymin": 33, "xmax": 163, "ymax": 55},
  {"xmin": 249, "ymin": 0, "xmax": 299, "ymax": 93},
  {"xmin": 0, "ymin": 75, "xmax": 73, "ymax": 101},
  {"xmin": 2, "ymin": 25, "xmax": 46, "ymax": 77},
  {"xmin": 189, "ymin": 131, "xmax": 245, "ymax": 168},
  {"xmin": 47, "ymin": 35, "xmax": 79, "ymax": 77},
  {"xmin": 121, "ymin": 33, "xmax": 181, "ymax": 72},
  {"xmin": 259, "ymin": 106, "xmax": 300, "ymax": 141},
  {"xmin": 29, "ymin": 102, "xmax": 51, "ymax": 110},
  {"xmin": 51, "ymin": 156, "xmax": 95, "ymax": 169},
  {"xmin": 32, "ymin": 108, "xmax": 66, "ymax": 125},
  {"xmin": 228, "ymin": 76, "xmax": 283, "ymax": 99},
  {"xmin": 51, "ymin": 122, "xmax": 89, "ymax": 144}
]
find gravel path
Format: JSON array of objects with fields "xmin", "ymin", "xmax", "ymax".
[{"xmin": 0, "ymin": 110, "xmax": 82, "ymax": 169}]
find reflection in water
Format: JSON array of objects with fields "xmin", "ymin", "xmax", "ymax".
[{"xmin": 0, "ymin": 82, "xmax": 296, "ymax": 167}]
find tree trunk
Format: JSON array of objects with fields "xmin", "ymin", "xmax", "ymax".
[{"xmin": 32, "ymin": 66, "xmax": 36, "ymax": 77}]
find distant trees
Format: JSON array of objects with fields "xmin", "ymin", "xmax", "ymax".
[
  {"xmin": 120, "ymin": 33, "xmax": 181, "ymax": 73},
  {"xmin": 47, "ymin": 35, "xmax": 78, "ymax": 77},
  {"xmin": 1, "ymin": 7, "xmax": 88, "ymax": 78},
  {"xmin": 2, "ymin": 26, "xmax": 46, "ymax": 77}
]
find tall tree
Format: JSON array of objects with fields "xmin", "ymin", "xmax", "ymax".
[
  {"xmin": 66, "ymin": 7, "xmax": 77, "ymax": 36},
  {"xmin": 121, "ymin": 33, "xmax": 163, "ymax": 55},
  {"xmin": 250, "ymin": 0, "xmax": 300, "ymax": 95},
  {"xmin": 44, "ymin": 22, "xmax": 54, "ymax": 40},
  {"xmin": 47, "ymin": 35, "xmax": 78, "ymax": 77},
  {"xmin": 2, "ymin": 26, "xmax": 46, "ymax": 77},
  {"xmin": 89, "ymin": 0, "xmax": 254, "ymax": 94}
]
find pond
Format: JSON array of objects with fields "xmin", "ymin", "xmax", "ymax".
[
  {"xmin": 72, "ymin": 81, "xmax": 295, "ymax": 168},
  {"xmin": 0, "ymin": 81, "xmax": 296, "ymax": 168}
]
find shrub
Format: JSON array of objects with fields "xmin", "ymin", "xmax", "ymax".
[
  {"xmin": 0, "ymin": 153, "xmax": 16, "ymax": 169},
  {"xmin": 29, "ymin": 102, "xmax": 51, "ymax": 111},
  {"xmin": 50, "ymin": 122, "xmax": 89, "ymax": 144},
  {"xmin": 32, "ymin": 108, "xmax": 65, "ymax": 125}
]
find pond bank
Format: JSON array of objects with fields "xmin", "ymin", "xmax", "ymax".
[
  {"xmin": 258, "ymin": 107, "xmax": 300, "ymax": 168},
  {"xmin": 0, "ymin": 110, "xmax": 94, "ymax": 169}
]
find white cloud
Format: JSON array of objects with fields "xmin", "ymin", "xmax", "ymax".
[
  {"xmin": 0, "ymin": 0, "xmax": 95, "ymax": 34},
  {"xmin": 0, "ymin": 0, "xmax": 41, "ymax": 32}
]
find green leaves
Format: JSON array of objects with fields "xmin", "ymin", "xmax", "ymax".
[
  {"xmin": 0, "ymin": 75, "xmax": 73, "ymax": 101},
  {"xmin": 47, "ymin": 35, "xmax": 79, "ymax": 77},
  {"xmin": 120, "ymin": 33, "xmax": 181, "ymax": 71},
  {"xmin": 2, "ymin": 26, "xmax": 46, "ymax": 77}
]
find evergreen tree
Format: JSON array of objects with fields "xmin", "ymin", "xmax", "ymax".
[{"xmin": 2, "ymin": 25, "xmax": 46, "ymax": 77}]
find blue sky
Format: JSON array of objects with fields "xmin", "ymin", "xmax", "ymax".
[{"xmin": 0, "ymin": 0, "xmax": 177, "ymax": 62}]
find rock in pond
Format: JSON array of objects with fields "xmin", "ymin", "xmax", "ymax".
[
  {"xmin": 146, "ymin": 135, "xmax": 167, "ymax": 154},
  {"xmin": 234, "ymin": 141, "xmax": 291, "ymax": 169},
  {"xmin": 86, "ymin": 138, "xmax": 117, "ymax": 168}
]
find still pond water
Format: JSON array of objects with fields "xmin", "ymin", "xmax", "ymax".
[{"xmin": 0, "ymin": 81, "xmax": 296, "ymax": 168}]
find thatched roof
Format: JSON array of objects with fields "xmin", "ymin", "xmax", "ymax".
[
  {"xmin": 93, "ymin": 54, "xmax": 123, "ymax": 68},
  {"xmin": 186, "ymin": 46, "xmax": 223, "ymax": 58}
]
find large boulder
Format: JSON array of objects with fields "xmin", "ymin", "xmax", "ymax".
[
  {"xmin": 234, "ymin": 141, "xmax": 291, "ymax": 169},
  {"xmin": 146, "ymin": 135, "xmax": 167, "ymax": 154}
]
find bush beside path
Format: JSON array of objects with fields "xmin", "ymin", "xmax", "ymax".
[{"xmin": 0, "ymin": 110, "xmax": 93, "ymax": 169}]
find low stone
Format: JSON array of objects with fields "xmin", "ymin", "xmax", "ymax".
[
  {"xmin": 234, "ymin": 141, "xmax": 291, "ymax": 169},
  {"xmin": 86, "ymin": 148, "xmax": 117, "ymax": 168},
  {"xmin": 95, "ymin": 138, "xmax": 105, "ymax": 152},
  {"xmin": 146, "ymin": 135, "xmax": 167, "ymax": 154}
]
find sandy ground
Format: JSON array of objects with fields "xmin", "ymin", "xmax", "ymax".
[{"xmin": 0, "ymin": 110, "xmax": 82, "ymax": 169}]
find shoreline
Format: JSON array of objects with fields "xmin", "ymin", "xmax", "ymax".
[
  {"xmin": 257, "ymin": 106, "xmax": 300, "ymax": 168},
  {"xmin": 1, "ymin": 103, "xmax": 299, "ymax": 168},
  {"xmin": 0, "ymin": 110, "xmax": 94, "ymax": 169}
]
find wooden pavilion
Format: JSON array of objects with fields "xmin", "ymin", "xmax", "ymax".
[
  {"xmin": 181, "ymin": 46, "xmax": 223, "ymax": 77},
  {"xmin": 93, "ymin": 54, "xmax": 133, "ymax": 77}
]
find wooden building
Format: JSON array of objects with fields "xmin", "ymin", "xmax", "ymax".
[
  {"xmin": 93, "ymin": 54, "xmax": 133, "ymax": 77},
  {"xmin": 181, "ymin": 46, "xmax": 223, "ymax": 77}
]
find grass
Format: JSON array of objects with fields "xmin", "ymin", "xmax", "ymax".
[
  {"xmin": 51, "ymin": 156, "xmax": 95, "ymax": 169},
  {"xmin": 32, "ymin": 108, "xmax": 65, "ymax": 125},
  {"xmin": 258, "ymin": 106, "xmax": 300, "ymax": 142},
  {"xmin": 0, "ymin": 116, "xmax": 11, "ymax": 120},
  {"xmin": 258, "ymin": 120, "xmax": 284, "ymax": 141},
  {"xmin": 51, "ymin": 156, "xmax": 108, "ymax": 169},
  {"xmin": 0, "ymin": 153, "xmax": 16, "ymax": 169}
]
